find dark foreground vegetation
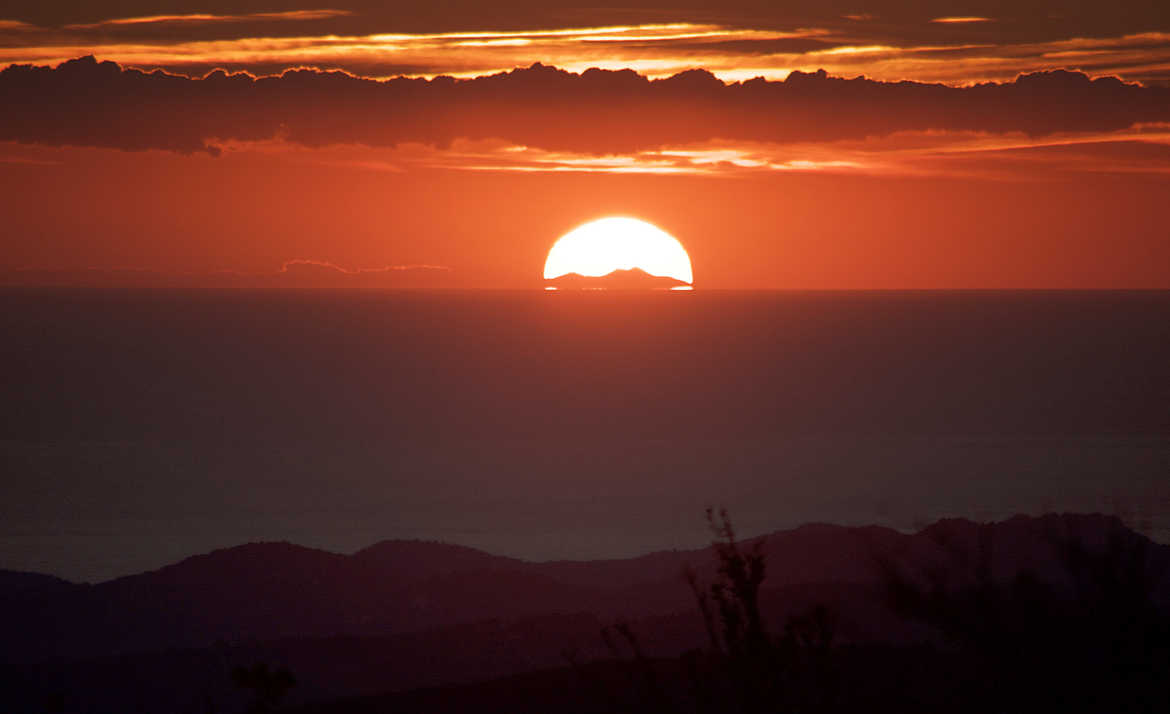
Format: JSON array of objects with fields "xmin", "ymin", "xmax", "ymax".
[
  {"xmin": 3, "ymin": 512, "xmax": 1169, "ymax": 713},
  {"xmin": 302, "ymin": 510, "xmax": 1170, "ymax": 714}
]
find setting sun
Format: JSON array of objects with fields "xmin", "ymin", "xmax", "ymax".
[{"xmin": 542, "ymin": 217, "xmax": 694, "ymax": 285}]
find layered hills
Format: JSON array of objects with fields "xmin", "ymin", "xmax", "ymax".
[
  {"xmin": 1, "ymin": 514, "xmax": 1166, "ymax": 713},
  {"xmin": 1, "ymin": 514, "xmax": 1164, "ymax": 662}
]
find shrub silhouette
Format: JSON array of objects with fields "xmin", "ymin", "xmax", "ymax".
[
  {"xmin": 594, "ymin": 508, "xmax": 837, "ymax": 714},
  {"xmin": 881, "ymin": 518, "xmax": 1170, "ymax": 714},
  {"xmin": 230, "ymin": 663, "xmax": 296, "ymax": 714},
  {"xmin": 681, "ymin": 508, "xmax": 837, "ymax": 714}
]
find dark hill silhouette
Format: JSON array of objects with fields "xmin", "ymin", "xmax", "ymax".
[
  {"xmin": 0, "ymin": 570, "xmax": 75, "ymax": 597},
  {"xmin": 546, "ymin": 268, "xmax": 691, "ymax": 290},
  {"xmin": 2, "ymin": 514, "xmax": 1170, "ymax": 713},
  {"xmin": 350, "ymin": 540, "xmax": 524, "ymax": 579},
  {"xmin": 1, "ymin": 514, "xmax": 1166, "ymax": 667}
]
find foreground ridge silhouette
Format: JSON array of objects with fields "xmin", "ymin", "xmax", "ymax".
[
  {"xmin": 573, "ymin": 510, "xmax": 1170, "ymax": 714},
  {"xmin": 2, "ymin": 514, "xmax": 1169, "ymax": 713}
]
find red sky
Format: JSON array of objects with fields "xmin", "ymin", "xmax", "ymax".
[{"xmin": 2, "ymin": 0, "xmax": 1169, "ymax": 288}]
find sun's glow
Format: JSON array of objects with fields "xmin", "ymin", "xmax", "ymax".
[{"xmin": 543, "ymin": 217, "xmax": 693, "ymax": 284}]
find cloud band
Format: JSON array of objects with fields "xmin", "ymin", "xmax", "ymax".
[{"xmin": 2, "ymin": 56, "xmax": 1167, "ymax": 156}]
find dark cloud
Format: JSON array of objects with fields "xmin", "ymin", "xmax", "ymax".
[{"xmin": 2, "ymin": 56, "xmax": 1168, "ymax": 156}]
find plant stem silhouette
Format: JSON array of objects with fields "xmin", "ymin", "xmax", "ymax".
[
  {"xmin": 682, "ymin": 508, "xmax": 836, "ymax": 714},
  {"xmin": 231, "ymin": 663, "xmax": 296, "ymax": 714}
]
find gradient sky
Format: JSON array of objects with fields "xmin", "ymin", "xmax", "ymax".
[{"xmin": 2, "ymin": 0, "xmax": 1169, "ymax": 288}]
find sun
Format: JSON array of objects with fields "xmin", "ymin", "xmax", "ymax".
[{"xmin": 543, "ymin": 217, "xmax": 693, "ymax": 285}]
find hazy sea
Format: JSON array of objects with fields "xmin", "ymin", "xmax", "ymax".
[{"xmin": 2, "ymin": 289, "xmax": 1168, "ymax": 582}]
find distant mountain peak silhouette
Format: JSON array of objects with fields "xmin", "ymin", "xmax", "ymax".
[{"xmin": 546, "ymin": 268, "xmax": 691, "ymax": 290}]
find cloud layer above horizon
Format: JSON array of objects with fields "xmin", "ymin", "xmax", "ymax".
[{"xmin": 3, "ymin": 56, "xmax": 1169, "ymax": 163}]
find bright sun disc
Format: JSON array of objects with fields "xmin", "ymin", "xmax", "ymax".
[{"xmin": 543, "ymin": 217, "xmax": 693, "ymax": 284}]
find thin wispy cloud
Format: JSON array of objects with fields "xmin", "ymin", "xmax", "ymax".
[
  {"xmin": 64, "ymin": 10, "xmax": 353, "ymax": 30},
  {"xmin": 280, "ymin": 258, "xmax": 449, "ymax": 273},
  {"xmin": 433, "ymin": 142, "xmax": 872, "ymax": 176},
  {"xmin": 344, "ymin": 130, "xmax": 1170, "ymax": 179},
  {"xmin": 931, "ymin": 17, "xmax": 995, "ymax": 24}
]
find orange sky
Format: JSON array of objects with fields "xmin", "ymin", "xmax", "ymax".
[{"xmin": 1, "ymin": 0, "xmax": 1169, "ymax": 288}]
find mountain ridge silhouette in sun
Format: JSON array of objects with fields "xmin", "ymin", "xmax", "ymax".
[{"xmin": 545, "ymin": 267, "xmax": 691, "ymax": 290}]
